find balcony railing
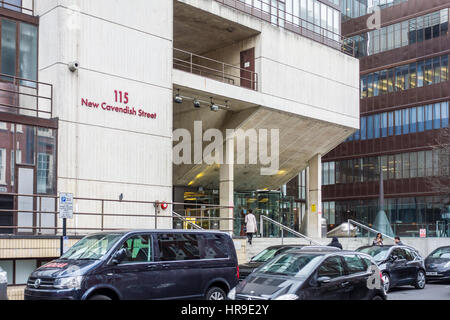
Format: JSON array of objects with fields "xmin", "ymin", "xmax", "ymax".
[
  {"xmin": 0, "ymin": 74, "xmax": 53, "ymax": 119},
  {"xmin": 0, "ymin": 0, "xmax": 34, "ymax": 15},
  {"xmin": 173, "ymin": 48, "xmax": 259, "ymax": 91},
  {"xmin": 214, "ymin": 0, "xmax": 355, "ymax": 56}
]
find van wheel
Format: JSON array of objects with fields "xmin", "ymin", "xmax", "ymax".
[
  {"xmin": 88, "ymin": 294, "xmax": 112, "ymax": 300},
  {"xmin": 372, "ymin": 295, "xmax": 383, "ymax": 300},
  {"xmin": 206, "ymin": 287, "xmax": 226, "ymax": 300}
]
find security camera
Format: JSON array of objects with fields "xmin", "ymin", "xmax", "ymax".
[
  {"xmin": 68, "ymin": 61, "xmax": 79, "ymax": 72},
  {"xmin": 210, "ymin": 104, "xmax": 219, "ymax": 112}
]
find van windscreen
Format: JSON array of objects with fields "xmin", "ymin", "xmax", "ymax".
[{"xmin": 60, "ymin": 233, "xmax": 123, "ymax": 260}]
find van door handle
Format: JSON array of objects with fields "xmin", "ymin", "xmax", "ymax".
[
  {"xmin": 147, "ymin": 265, "xmax": 158, "ymax": 270},
  {"xmin": 162, "ymin": 264, "xmax": 170, "ymax": 269},
  {"xmin": 340, "ymin": 281, "xmax": 350, "ymax": 287}
]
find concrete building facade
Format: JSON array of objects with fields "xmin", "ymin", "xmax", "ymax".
[{"xmin": 0, "ymin": 0, "xmax": 359, "ymax": 289}]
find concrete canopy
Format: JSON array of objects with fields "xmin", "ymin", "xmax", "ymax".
[{"xmin": 173, "ymin": 86, "xmax": 352, "ymax": 191}]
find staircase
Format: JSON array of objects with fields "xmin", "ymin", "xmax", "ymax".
[{"xmin": 245, "ymin": 237, "xmax": 323, "ymax": 262}]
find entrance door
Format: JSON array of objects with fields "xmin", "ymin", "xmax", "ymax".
[
  {"xmin": 0, "ymin": 195, "xmax": 14, "ymax": 234},
  {"xmin": 240, "ymin": 48, "xmax": 255, "ymax": 90},
  {"xmin": 16, "ymin": 165, "xmax": 35, "ymax": 234}
]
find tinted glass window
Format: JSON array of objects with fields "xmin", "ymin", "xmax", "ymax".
[
  {"xmin": 318, "ymin": 256, "xmax": 344, "ymax": 279},
  {"xmin": 430, "ymin": 247, "xmax": 450, "ymax": 259},
  {"xmin": 403, "ymin": 249, "xmax": 415, "ymax": 261},
  {"xmin": 258, "ymin": 253, "xmax": 323, "ymax": 278},
  {"xmin": 121, "ymin": 234, "xmax": 152, "ymax": 263},
  {"xmin": 60, "ymin": 233, "xmax": 123, "ymax": 260},
  {"xmin": 201, "ymin": 233, "xmax": 229, "ymax": 259},
  {"xmin": 343, "ymin": 255, "xmax": 367, "ymax": 274},
  {"xmin": 158, "ymin": 233, "xmax": 200, "ymax": 261},
  {"xmin": 392, "ymin": 248, "xmax": 407, "ymax": 260}
]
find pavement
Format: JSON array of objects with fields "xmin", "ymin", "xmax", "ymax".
[{"xmin": 388, "ymin": 282, "xmax": 450, "ymax": 300}]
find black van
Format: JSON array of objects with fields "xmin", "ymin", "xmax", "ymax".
[{"xmin": 24, "ymin": 230, "xmax": 239, "ymax": 300}]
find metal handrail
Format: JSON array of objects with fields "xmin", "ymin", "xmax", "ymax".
[
  {"xmin": 260, "ymin": 215, "xmax": 322, "ymax": 245},
  {"xmin": 173, "ymin": 48, "xmax": 258, "ymax": 90},
  {"xmin": 172, "ymin": 211, "xmax": 204, "ymax": 230},
  {"xmin": 0, "ymin": 0, "xmax": 34, "ymax": 15},
  {"xmin": 214, "ymin": 0, "xmax": 355, "ymax": 56},
  {"xmin": 347, "ymin": 219, "xmax": 396, "ymax": 241},
  {"xmin": 0, "ymin": 74, "xmax": 53, "ymax": 118}
]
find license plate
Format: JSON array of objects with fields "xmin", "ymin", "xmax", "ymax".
[{"xmin": 426, "ymin": 272, "xmax": 438, "ymax": 276}]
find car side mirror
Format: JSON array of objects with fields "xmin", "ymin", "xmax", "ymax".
[
  {"xmin": 317, "ymin": 276, "xmax": 331, "ymax": 285},
  {"xmin": 111, "ymin": 248, "xmax": 128, "ymax": 265}
]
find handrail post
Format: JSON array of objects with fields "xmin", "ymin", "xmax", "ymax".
[
  {"xmin": 260, "ymin": 214, "xmax": 263, "ymax": 238},
  {"xmin": 190, "ymin": 52, "xmax": 193, "ymax": 74},
  {"xmin": 101, "ymin": 200, "xmax": 104, "ymax": 231}
]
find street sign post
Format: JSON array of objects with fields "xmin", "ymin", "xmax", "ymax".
[{"xmin": 59, "ymin": 193, "xmax": 74, "ymax": 255}]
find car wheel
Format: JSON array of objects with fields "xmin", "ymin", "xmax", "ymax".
[
  {"xmin": 382, "ymin": 273, "xmax": 391, "ymax": 293},
  {"xmin": 206, "ymin": 287, "xmax": 226, "ymax": 300},
  {"xmin": 372, "ymin": 295, "xmax": 383, "ymax": 300},
  {"xmin": 414, "ymin": 270, "xmax": 426, "ymax": 289},
  {"xmin": 88, "ymin": 294, "xmax": 112, "ymax": 300}
]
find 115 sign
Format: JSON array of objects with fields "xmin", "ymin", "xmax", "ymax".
[{"xmin": 114, "ymin": 90, "xmax": 129, "ymax": 104}]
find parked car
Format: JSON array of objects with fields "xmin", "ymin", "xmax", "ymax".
[
  {"xmin": 0, "ymin": 266, "xmax": 7, "ymax": 300},
  {"xmin": 239, "ymin": 245, "xmax": 340, "ymax": 280},
  {"xmin": 425, "ymin": 246, "xmax": 450, "ymax": 282},
  {"xmin": 239, "ymin": 245, "xmax": 307, "ymax": 280},
  {"xmin": 25, "ymin": 230, "xmax": 239, "ymax": 300},
  {"xmin": 229, "ymin": 249, "xmax": 386, "ymax": 300},
  {"xmin": 356, "ymin": 245, "xmax": 426, "ymax": 292}
]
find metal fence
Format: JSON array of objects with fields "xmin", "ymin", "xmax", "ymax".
[
  {"xmin": 214, "ymin": 0, "xmax": 355, "ymax": 56},
  {"xmin": 0, "ymin": 192, "xmax": 235, "ymax": 235},
  {"xmin": 173, "ymin": 48, "xmax": 258, "ymax": 90},
  {"xmin": 0, "ymin": 0, "xmax": 34, "ymax": 15},
  {"xmin": 0, "ymin": 74, "xmax": 53, "ymax": 118}
]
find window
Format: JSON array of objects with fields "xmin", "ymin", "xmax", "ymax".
[
  {"xmin": 1, "ymin": 19, "xmax": 16, "ymax": 79},
  {"xmin": 343, "ymin": 255, "xmax": 367, "ymax": 274},
  {"xmin": 0, "ymin": 149, "xmax": 6, "ymax": 185},
  {"xmin": 418, "ymin": 151, "xmax": 425, "ymax": 177},
  {"xmin": 0, "ymin": 0, "xmax": 22, "ymax": 12},
  {"xmin": 410, "ymin": 107, "xmax": 417, "ymax": 133},
  {"xmin": 395, "ymin": 110, "xmax": 402, "ymax": 135},
  {"xmin": 120, "ymin": 234, "xmax": 152, "ymax": 263},
  {"xmin": 425, "ymin": 104, "xmax": 433, "ymax": 130},
  {"xmin": 374, "ymin": 114, "xmax": 381, "ymax": 138},
  {"xmin": 318, "ymin": 256, "xmax": 344, "ymax": 279},
  {"xmin": 402, "ymin": 109, "xmax": 409, "ymax": 134},
  {"xmin": 418, "ymin": 106, "xmax": 425, "ymax": 132},
  {"xmin": 361, "ymin": 117, "xmax": 367, "ymax": 140},
  {"xmin": 442, "ymin": 102, "xmax": 449, "ymax": 128},
  {"xmin": 433, "ymin": 103, "xmax": 441, "ymax": 129},
  {"xmin": 202, "ymin": 234, "xmax": 229, "ymax": 259},
  {"xmin": 158, "ymin": 233, "xmax": 200, "ymax": 261},
  {"xmin": 37, "ymin": 153, "xmax": 51, "ymax": 194},
  {"xmin": 381, "ymin": 112, "xmax": 388, "ymax": 137},
  {"xmin": 367, "ymin": 115, "xmax": 374, "ymax": 139},
  {"xmin": 1, "ymin": 19, "xmax": 38, "ymax": 84},
  {"xmin": 425, "ymin": 150, "xmax": 433, "ymax": 177}
]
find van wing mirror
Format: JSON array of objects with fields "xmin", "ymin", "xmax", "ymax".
[{"xmin": 111, "ymin": 248, "xmax": 128, "ymax": 264}]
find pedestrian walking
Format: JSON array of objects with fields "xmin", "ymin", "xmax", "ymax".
[
  {"xmin": 327, "ymin": 237, "xmax": 343, "ymax": 249},
  {"xmin": 372, "ymin": 233, "xmax": 384, "ymax": 246},
  {"xmin": 394, "ymin": 236, "xmax": 403, "ymax": 245},
  {"xmin": 245, "ymin": 209, "xmax": 257, "ymax": 245}
]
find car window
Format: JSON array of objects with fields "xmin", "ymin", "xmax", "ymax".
[
  {"xmin": 343, "ymin": 255, "xmax": 367, "ymax": 274},
  {"xmin": 391, "ymin": 248, "xmax": 406, "ymax": 260},
  {"xmin": 430, "ymin": 247, "xmax": 450, "ymax": 259},
  {"xmin": 403, "ymin": 248, "xmax": 415, "ymax": 261},
  {"xmin": 257, "ymin": 253, "xmax": 323, "ymax": 278},
  {"xmin": 318, "ymin": 256, "xmax": 344, "ymax": 279},
  {"xmin": 251, "ymin": 247, "xmax": 279, "ymax": 262},
  {"xmin": 158, "ymin": 233, "xmax": 200, "ymax": 261},
  {"xmin": 361, "ymin": 256, "xmax": 376, "ymax": 270},
  {"xmin": 120, "ymin": 234, "xmax": 152, "ymax": 263},
  {"xmin": 201, "ymin": 234, "xmax": 229, "ymax": 259}
]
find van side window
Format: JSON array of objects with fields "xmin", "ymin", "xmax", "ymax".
[
  {"xmin": 120, "ymin": 234, "xmax": 152, "ymax": 263},
  {"xmin": 201, "ymin": 234, "xmax": 230, "ymax": 259},
  {"xmin": 158, "ymin": 233, "xmax": 201, "ymax": 261}
]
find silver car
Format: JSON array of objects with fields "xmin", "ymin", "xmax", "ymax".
[{"xmin": 0, "ymin": 267, "xmax": 7, "ymax": 300}]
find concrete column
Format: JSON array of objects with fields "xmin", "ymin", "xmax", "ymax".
[
  {"xmin": 220, "ymin": 136, "xmax": 234, "ymax": 235},
  {"xmin": 306, "ymin": 154, "xmax": 322, "ymax": 238}
]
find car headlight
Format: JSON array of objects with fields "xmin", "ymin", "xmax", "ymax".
[
  {"xmin": 54, "ymin": 276, "xmax": 83, "ymax": 289},
  {"xmin": 227, "ymin": 288, "xmax": 236, "ymax": 300},
  {"xmin": 274, "ymin": 294, "xmax": 299, "ymax": 300},
  {"xmin": 444, "ymin": 261, "xmax": 450, "ymax": 269},
  {"xmin": 0, "ymin": 272, "xmax": 7, "ymax": 283}
]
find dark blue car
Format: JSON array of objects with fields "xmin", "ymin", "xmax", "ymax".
[
  {"xmin": 25, "ymin": 230, "xmax": 239, "ymax": 300},
  {"xmin": 425, "ymin": 246, "xmax": 450, "ymax": 282}
]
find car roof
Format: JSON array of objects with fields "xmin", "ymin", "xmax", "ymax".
[
  {"xmin": 266, "ymin": 244, "xmax": 307, "ymax": 249},
  {"xmin": 85, "ymin": 229, "xmax": 229, "ymax": 236}
]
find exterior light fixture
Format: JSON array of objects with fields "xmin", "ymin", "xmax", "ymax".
[
  {"xmin": 174, "ymin": 89, "xmax": 183, "ymax": 104},
  {"xmin": 193, "ymin": 99, "xmax": 201, "ymax": 108},
  {"xmin": 210, "ymin": 97, "xmax": 219, "ymax": 112}
]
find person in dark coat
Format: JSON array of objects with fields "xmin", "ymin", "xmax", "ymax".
[{"xmin": 328, "ymin": 237, "xmax": 343, "ymax": 249}]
